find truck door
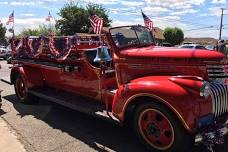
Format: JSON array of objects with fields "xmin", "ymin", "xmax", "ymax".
[{"xmin": 59, "ymin": 49, "xmax": 101, "ymax": 101}]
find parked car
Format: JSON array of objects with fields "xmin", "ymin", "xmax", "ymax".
[
  {"xmin": 205, "ymin": 45, "xmax": 215, "ymax": 50},
  {"xmin": 0, "ymin": 46, "xmax": 8, "ymax": 59},
  {"xmin": 0, "ymin": 45, "xmax": 11, "ymax": 60},
  {"xmin": 162, "ymin": 42, "xmax": 172, "ymax": 47},
  {"xmin": 178, "ymin": 44, "xmax": 207, "ymax": 50}
]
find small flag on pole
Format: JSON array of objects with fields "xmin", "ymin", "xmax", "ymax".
[
  {"xmin": 46, "ymin": 11, "xmax": 52, "ymax": 22},
  {"xmin": 141, "ymin": 11, "xmax": 153, "ymax": 31},
  {"xmin": 89, "ymin": 14, "xmax": 103, "ymax": 35},
  {"xmin": 6, "ymin": 11, "xmax": 14, "ymax": 25}
]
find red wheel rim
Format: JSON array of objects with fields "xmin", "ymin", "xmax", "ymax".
[
  {"xmin": 138, "ymin": 109, "xmax": 174, "ymax": 150},
  {"xmin": 16, "ymin": 78, "xmax": 26, "ymax": 100}
]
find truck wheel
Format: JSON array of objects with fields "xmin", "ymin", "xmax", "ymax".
[
  {"xmin": 14, "ymin": 76, "xmax": 36, "ymax": 104},
  {"xmin": 134, "ymin": 102, "xmax": 193, "ymax": 152}
]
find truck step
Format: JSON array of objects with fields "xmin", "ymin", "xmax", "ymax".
[{"xmin": 28, "ymin": 87, "xmax": 120, "ymax": 124}]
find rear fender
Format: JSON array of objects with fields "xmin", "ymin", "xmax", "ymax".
[
  {"xmin": 112, "ymin": 76, "xmax": 211, "ymax": 132},
  {"xmin": 11, "ymin": 65, "xmax": 44, "ymax": 89}
]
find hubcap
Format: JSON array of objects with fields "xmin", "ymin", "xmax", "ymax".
[
  {"xmin": 16, "ymin": 78, "xmax": 26, "ymax": 100},
  {"xmin": 138, "ymin": 109, "xmax": 174, "ymax": 150}
]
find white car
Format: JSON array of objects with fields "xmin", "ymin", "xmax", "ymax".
[
  {"xmin": 178, "ymin": 44, "xmax": 207, "ymax": 50},
  {"xmin": 0, "ymin": 46, "xmax": 8, "ymax": 59},
  {"xmin": 0, "ymin": 45, "xmax": 11, "ymax": 60}
]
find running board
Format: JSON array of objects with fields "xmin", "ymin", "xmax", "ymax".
[{"xmin": 28, "ymin": 87, "xmax": 120, "ymax": 124}]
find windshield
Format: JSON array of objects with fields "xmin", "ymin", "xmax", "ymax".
[{"xmin": 110, "ymin": 26, "xmax": 154, "ymax": 49}]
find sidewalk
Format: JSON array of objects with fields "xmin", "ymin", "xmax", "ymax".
[{"xmin": 0, "ymin": 117, "xmax": 26, "ymax": 152}]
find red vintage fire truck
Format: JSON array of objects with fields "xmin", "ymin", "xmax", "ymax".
[{"xmin": 9, "ymin": 25, "xmax": 228, "ymax": 152}]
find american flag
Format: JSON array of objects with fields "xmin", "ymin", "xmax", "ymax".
[
  {"xmin": 142, "ymin": 11, "xmax": 153, "ymax": 31},
  {"xmin": 6, "ymin": 12, "xmax": 14, "ymax": 25},
  {"xmin": 89, "ymin": 15, "xmax": 103, "ymax": 35},
  {"xmin": 46, "ymin": 11, "xmax": 52, "ymax": 22}
]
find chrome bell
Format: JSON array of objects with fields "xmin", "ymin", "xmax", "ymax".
[{"xmin": 93, "ymin": 46, "xmax": 112, "ymax": 63}]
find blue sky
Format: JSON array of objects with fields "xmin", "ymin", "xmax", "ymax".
[{"xmin": 0, "ymin": 0, "xmax": 227, "ymax": 38}]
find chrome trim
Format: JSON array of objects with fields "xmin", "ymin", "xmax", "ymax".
[
  {"xmin": 210, "ymin": 83, "xmax": 228, "ymax": 117},
  {"xmin": 207, "ymin": 64, "xmax": 228, "ymax": 82}
]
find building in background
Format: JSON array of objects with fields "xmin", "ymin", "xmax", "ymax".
[
  {"xmin": 152, "ymin": 27, "xmax": 165, "ymax": 45},
  {"xmin": 183, "ymin": 37, "xmax": 218, "ymax": 45}
]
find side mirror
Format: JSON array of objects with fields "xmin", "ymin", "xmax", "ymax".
[{"xmin": 93, "ymin": 46, "xmax": 112, "ymax": 63}]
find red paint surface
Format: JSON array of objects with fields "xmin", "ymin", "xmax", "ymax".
[{"xmin": 10, "ymin": 31, "xmax": 226, "ymax": 132}]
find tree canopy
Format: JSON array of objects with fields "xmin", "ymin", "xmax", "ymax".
[
  {"xmin": 163, "ymin": 27, "xmax": 184, "ymax": 46},
  {"xmin": 18, "ymin": 25, "xmax": 60, "ymax": 37},
  {"xmin": 56, "ymin": 3, "xmax": 111, "ymax": 35},
  {"xmin": 0, "ymin": 23, "xmax": 7, "ymax": 46}
]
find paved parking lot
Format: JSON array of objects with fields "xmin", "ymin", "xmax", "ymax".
[{"xmin": 0, "ymin": 60, "xmax": 227, "ymax": 152}]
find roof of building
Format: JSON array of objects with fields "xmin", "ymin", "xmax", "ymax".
[{"xmin": 152, "ymin": 27, "xmax": 165, "ymax": 40}]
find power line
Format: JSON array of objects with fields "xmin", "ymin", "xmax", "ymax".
[{"xmin": 184, "ymin": 26, "xmax": 216, "ymax": 32}]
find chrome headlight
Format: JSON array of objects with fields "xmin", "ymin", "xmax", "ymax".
[{"xmin": 200, "ymin": 81, "xmax": 211, "ymax": 99}]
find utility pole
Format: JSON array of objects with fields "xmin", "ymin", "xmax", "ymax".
[{"xmin": 219, "ymin": 8, "xmax": 224, "ymax": 40}]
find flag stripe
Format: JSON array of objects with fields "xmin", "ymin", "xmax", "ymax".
[
  {"xmin": 89, "ymin": 15, "xmax": 103, "ymax": 35},
  {"xmin": 6, "ymin": 12, "xmax": 14, "ymax": 25},
  {"xmin": 142, "ymin": 11, "xmax": 153, "ymax": 31}
]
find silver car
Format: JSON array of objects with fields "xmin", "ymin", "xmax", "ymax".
[
  {"xmin": 0, "ymin": 45, "xmax": 11, "ymax": 60},
  {"xmin": 0, "ymin": 46, "xmax": 8, "ymax": 59},
  {"xmin": 178, "ymin": 44, "xmax": 207, "ymax": 50}
]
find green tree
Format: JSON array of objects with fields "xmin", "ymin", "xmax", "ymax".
[
  {"xmin": 0, "ymin": 23, "xmax": 7, "ymax": 46},
  {"xmin": 56, "ymin": 3, "xmax": 111, "ymax": 35},
  {"xmin": 163, "ymin": 27, "xmax": 184, "ymax": 46},
  {"xmin": 18, "ymin": 25, "xmax": 60, "ymax": 37}
]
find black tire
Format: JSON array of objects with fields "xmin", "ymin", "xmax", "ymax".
[
  {"xmin": 134, "ymin": 102, "xmax": 194, "ymax": 152},
  {"xmin": 14, "ymin": 75, "xmax": 38, "ymax": 104}
]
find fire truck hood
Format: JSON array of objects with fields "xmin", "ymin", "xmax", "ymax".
[{"xmin": 120, "ymin": 46, "xmax": 224, "ymax": 60}]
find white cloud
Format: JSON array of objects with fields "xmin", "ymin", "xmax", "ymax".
[
  {"xmin": 170, "ymin": 9, "xmax": 198, "ymax": 15},
  {"xmin": 10, "ymin": 2, "xmax": 37, "ymax": 6},
  {"xmin": 78, "ymin": 0, "xmax": 118, "ymax": 5},
  {"xmin": 120, "ymin": 1, "xmax": 144, "ymax": 7},
  {"xmin": 2, "ymin": 17, "xmax": 55, "ymax": 36},
  {"xmin": 143, "ymin": 6, "xmax": 171, "ymax": 15},
  {"xmin": 20, "ymin": 13, "xmax": 36, "ymax": 17},
  {"xmin": 145, "ymin": 0, "xmax": 205, "ymax": 9},
  {"xmin": 208, "ymin": 7, "xmax": 228, "ymax": 16},
  {"xmin": 0, "ymin": 2, "xmax": 8, "ymax": 5},
  {"xmin": 212, "ymin": 0, "xmax": 226, "ymax": 4}
]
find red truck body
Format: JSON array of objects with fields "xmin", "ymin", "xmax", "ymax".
[{"xmin": 9, "ymin": 25, "xmax": 228, "ymax": 152}]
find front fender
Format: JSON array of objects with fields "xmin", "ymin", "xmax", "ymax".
[{"xmin": 112, "ymin": 76, "xmax": 212, "ymax": 132}]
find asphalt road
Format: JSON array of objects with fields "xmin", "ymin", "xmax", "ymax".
[{"xmin": 0, "ymin": 59, "xmax": 227, "ymax": 152}]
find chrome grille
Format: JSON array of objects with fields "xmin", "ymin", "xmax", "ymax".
[
  {"xmin": 210, "ymin": 83, "xmax": 228, "ymax": 117},
  {"xmin": 207, "ymin": 65, "xmax": 228, "ymax": 83}
]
